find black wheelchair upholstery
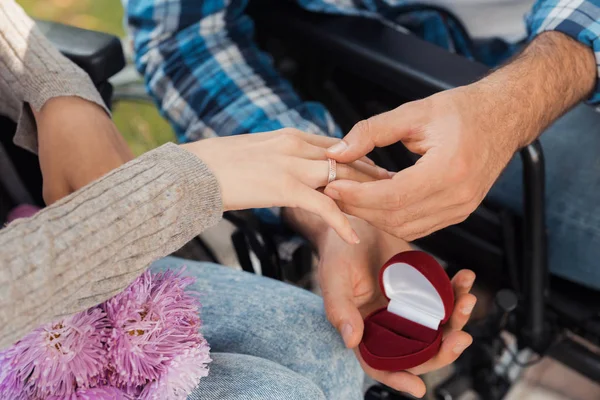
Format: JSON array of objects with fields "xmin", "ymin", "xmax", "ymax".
[
  {"xmin": 36, "ymin": 20, "xmax": 125, "ymax": 108},
  {"xmin": 35, "ymin": 20, "xmax": 125, "ymax": 105},
  {"xmin": 253, "ymin": 2, "xmax": 487, "ymax": 96},
  {"xmin": 248, "ymin": 1, "xmax": 600, "ymax": 397}
]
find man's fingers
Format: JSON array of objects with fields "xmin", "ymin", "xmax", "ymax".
[
  {"xmin": 407, "ymin": 331, "xmax": 473, "ymax": 376},
  {"xmin": 324, "ymin": 295, "xmax": 364, "ymax": 349},
  {"xmin": 333, "ymin": 187, "xmax": 452, "ymax": 233},
  {"xmin": 452, "ymin": 269, "xmax": 476, "ymax": 297},
  {"xmin": 360, "ymin": 156, "xmax": 377, "ymax": 166},
  {"xmin": 326, "ymin": 160, "xmax": 439, "ymax": 210},
  {"xmin": 354, "ymin": 350, "xmax": 427, "ymax": 398},
  {"xmin": 326, "ymin": 101, "xmax": 425, "ymax": 163},
  {"xmin": 358, "ymin": 331, "xmax": 473, "ymax": 394},
  {"xmin": 335, "ymin": 160, "xmax": 392, "ymax": 183},
  {"xmin": 444, "ymin": 293, "xmax": 477, "ymax": 338},
  {"xmin": 334, "ymin": 202, "xmax": 443, "ymax": 242},
  {"xmin": 349, "ymin": 159, "xmax": 392, "ymax": 180},
  {"xmin": 336, "ymin": 201, "xmax": 468, "ymax": 243},
  {"xmin": 320, "ymin": 263, "xmax": 365, "ymax": 348},
  {"xmin": 406, "ymin": 270, "xmax": 476, "ymax": 373},
  {"xmin": 443, "ymin": 269, "xmax": 476, "ymax": 337},
  {"xmin": 335, "ymin": 163, "xmax": 386, "ymax": 184}
]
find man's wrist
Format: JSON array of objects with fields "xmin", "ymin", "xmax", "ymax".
[{"xmin": 473, "ymin": 31, "xmax": 596, "ymax": 148}]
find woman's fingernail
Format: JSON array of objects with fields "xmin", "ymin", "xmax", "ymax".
[
  {"xmin": 351, "ymin": 231, "xmax": 361, "ymax": 244},
  {"xmin": 341, "ymin": 323, "xmax": 354, "ymax": 347},
  {"xmin": 453, "ymin": 342, "xmax": 470, "ymax": 354},
  {"xmin": 388, "ymin": 171, "xmax": 396, "ymax": 178},
  {"xmin": 461, "ymin": 302, "xmax": 475, "ymax": 315},
  {"xmin": 328, "ymin": 141, "xmax": 348, "ymax": 155},
  {"xmin": 327, "ymin": 189, "xmax": 340, "ymax": 200}
]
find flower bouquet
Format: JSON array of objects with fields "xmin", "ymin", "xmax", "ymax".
[{"xmin": 0, "ymin": 269, "xmax": 211, "ymax": 399}]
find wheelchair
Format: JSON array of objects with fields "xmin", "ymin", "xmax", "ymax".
[{"xmin": 1, "ymin": 2, "xmax": 599, "ymax": 399}]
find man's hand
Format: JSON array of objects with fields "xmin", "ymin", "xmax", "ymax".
[
  {"xmin": 324, "ymin": 32, "xmax": 596, "ymax": 240},
  {"xmin": 34, "ymin": 97, "xmax": 134, "ymax": 204},
  {"xmin": 284, "ymin": 208, "xmax": 476, "ymax": 397}
]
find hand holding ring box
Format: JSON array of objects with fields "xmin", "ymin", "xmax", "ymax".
[{"xmin": 359, "ymin": 251, "xmax": 455, "ymax": 371}]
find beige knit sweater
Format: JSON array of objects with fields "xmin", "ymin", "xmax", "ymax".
[{"xmin": 0, "ymin": 1, "xmax": 223, "ymax": 349}]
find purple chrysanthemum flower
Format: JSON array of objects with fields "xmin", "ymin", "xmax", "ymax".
[
  {"xmin": 47, "ymin": 385, "xmax": 128, "ymax": 400},
  {"xmin": 1, "ymin": 307, "xmax": 109, "ymax": 399},
  {"xmin": 0, "ymin": 346, "xmax": 27, "ymax": 400},
  {"xmin": 0, "ymin": 267, "xmax": 210, "ymax": 399},
  {"xmin": 139, "ymin": 340, "xmax": 211, "ymax": 400},
  {"xmin": 0, "ymin": 368, "xmax": 26, "ymax": 400},
  {"xmin": 103, "ymin": 269, "xmax": 208, "ymax": 389}
]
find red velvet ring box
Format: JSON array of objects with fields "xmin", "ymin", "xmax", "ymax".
[{"xmin": 359, "ymin": 251, "xmax": 454, "ymax": 371}]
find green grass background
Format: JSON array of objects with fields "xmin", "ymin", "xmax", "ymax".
[{"xmin": 18, "ymin": 0, "xmax": 176, "ymax": 156}]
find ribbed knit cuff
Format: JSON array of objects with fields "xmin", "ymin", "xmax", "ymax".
[{"xmin": 149, "ymin": 142, "xmax": 224, "ymax": 231}]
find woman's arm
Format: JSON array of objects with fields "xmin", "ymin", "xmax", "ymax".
[
  {"xmin": 0, "ymin": 143, "xmax": 222, "ymax": 349},
  {"xmin": 0, "ymin": 127, "xmax": 388, "ymax": 350},
  {"xmin": 0, "ymin": 0, "xmax": 107, "ymax": 153}
]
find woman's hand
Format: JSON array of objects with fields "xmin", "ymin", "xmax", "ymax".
[
  {"xmin": 184, "ymin": 128, "xmax": 392, "ymax": 244},
  {"xmin": 35, "ymin": 97, "xmax": 134, "ymax": 205}
]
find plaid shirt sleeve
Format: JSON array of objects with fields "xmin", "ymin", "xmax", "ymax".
[
  {"xmin": 121, "ymin": 0, "xmax": 484, "ymax": 145},
  {"xmin": 123, "ymin": 0, "xmax": 341, "ymax": 144},
  {"xmin": 527, "ymin": 0, "xmax": 600, "ymax": 103}
]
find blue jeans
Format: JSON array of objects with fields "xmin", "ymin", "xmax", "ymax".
[
  {"xmin": 489, "ymin": 104, "xmax": 600, "ymax": 290},
  {"xmin": 150, "ymin": 257, "xmax": 364, "ymax": 400}
]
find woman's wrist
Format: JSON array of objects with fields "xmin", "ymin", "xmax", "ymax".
[
  {"xmin": 33, "ymin": 96, "xmax": 108, "ymax": 124},
  {"xmin": 34, "ymin": 96, "xmax": 133, "ymax": 204}
]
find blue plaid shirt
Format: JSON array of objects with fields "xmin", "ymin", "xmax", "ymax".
[{"xmin": 123, "ymin": 0, "xmax": 600, "ymax": 223}]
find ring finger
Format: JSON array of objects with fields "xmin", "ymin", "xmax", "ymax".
[
  {"xmin": 292, "ymin": 159, "xmax": 385, "ymax": 188},
  {"xmin": 290, "ymin": 141, "xmax": 390, "ymax": 180}
]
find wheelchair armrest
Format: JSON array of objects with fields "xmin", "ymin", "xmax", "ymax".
[
  {"xmin": 35, "ymin": 20, "xmax": 125, "ymax": 85},
  {"xmin": 248, "ymin": 1, "xmax": 489, "ymax": 97}
]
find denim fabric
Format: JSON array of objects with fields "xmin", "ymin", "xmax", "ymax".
[
  {"xmin": 187, "ymin": 353, "xmax": 328, "ymax": 399},
  {"xmin": 489, "ymin": 104, "xmax": 600, "ymax": 290},
  {"xmin": 150, "ymin": 257, "xmax": 364, "ymax": 400}
]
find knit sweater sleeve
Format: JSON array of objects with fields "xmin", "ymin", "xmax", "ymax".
[
  {"xmin": 0, "ymin": 0, "xmax": 108, "ymax": 153},
  {"xmin": 0, "ymin": 142, "xmax": 223, "ymax": 349}
]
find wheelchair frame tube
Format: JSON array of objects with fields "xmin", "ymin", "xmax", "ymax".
[{"xmin": 520, "ymin": 140, "xmax": 548, "ymax": 350}]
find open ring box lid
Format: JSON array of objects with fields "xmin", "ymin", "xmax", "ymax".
[{"xmin": 359, "ymin": 251, "xmax": 454, "ymax": 371}]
